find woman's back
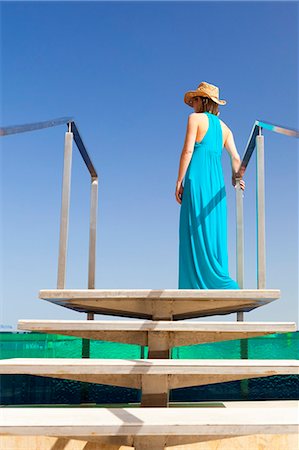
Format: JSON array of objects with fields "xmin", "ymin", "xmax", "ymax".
[
  {"xmin": 194, "ymin": 112, "xmax": 240, "ymax": 165},
  {"xmin": 194, "ymin": 112, "xmax": 229, "ymax": 149}
]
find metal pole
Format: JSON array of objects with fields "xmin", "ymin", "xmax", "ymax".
[
  {"xmin": 236, "ymin": 178, "xmax": 245, "ymax": 322},
  {"xmin": 256, "ymin": 128, "xmax": 266, "ymax": 288},
  {"xmin": 88, "ymin": 177, "xmax": 98, "ymax": 290},
  {"xmin": 236, "ymin": 182, "xmax": 245, "ymax": 288},
  {"xmin": 57, "ymin": 125, "xmax": 73, "ymax": 289},
  {"xmin": 81, "ymin": 311, "xmax": 95, "ymax": 403},
  {"xmin": 82, "ymin": 176, "xmax": 97, "ymax": 357}
]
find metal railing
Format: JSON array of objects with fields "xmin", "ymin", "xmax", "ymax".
[
  {"xmin": 0, "ymin": 117, "xmax": 98, "ymax": 314},
  {"xmin": 234, "ymin": 119, "xmax": 299, "ymax": 321}
]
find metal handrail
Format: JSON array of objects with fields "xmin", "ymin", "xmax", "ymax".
[
  {"xmin": 0, "ymin": 117, "xmax": 97, "ymax": 177},
  {"xmin": 0, "ymin": 117, "xmax": 98, "ymax": 304},
  {"xmin": 0, "ymin": 117, "xmax": 74, "ymax": 136},
  {"xmin": 235, "ymin": 119, "xmax": 299, "ymax": 321},
  {"xmin": 237, "ymin": 119, "xmax": 299, "ymax": 176}
]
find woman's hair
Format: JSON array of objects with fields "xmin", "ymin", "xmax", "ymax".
[{"xmin": 200, "ymin": 96, "xmax": 219, "ymax": 115}]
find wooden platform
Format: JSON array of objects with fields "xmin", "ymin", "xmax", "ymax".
[
  {"xmin": 1, "ymin": 405, "xmax": 298, "ymax": 443},
  {"xmin": 17, "ymin": 320, "xmax": 296, "ymax": 347},
  {"xmin": 1, "ymin": 403, "xmax": 298, "ymax": 449},
  {"xmin": 1, "ymin": 358, "xmax": 298, "ymax": 389},
  {"xmin": 39, "ymin": 289, "xmax": 280, "ymax": 320}
]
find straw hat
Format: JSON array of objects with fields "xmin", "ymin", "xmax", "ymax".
[{"xmin": 184, "ymin": 81, "xmax": 227, "ymax": 107}]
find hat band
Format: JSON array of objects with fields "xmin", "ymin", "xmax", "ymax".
[{"xmin": 196, "ymin": 90, "xmax": 219, "ymax": 99}]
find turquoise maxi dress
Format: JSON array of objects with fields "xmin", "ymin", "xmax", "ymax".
[{"xmin": 178, "ymin": 112, "xmax": 240, "ymax": 289}]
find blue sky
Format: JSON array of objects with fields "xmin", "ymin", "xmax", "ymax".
[{"xmin": 1, "ymin": 1, "xmax": 298, "ymax": 329}]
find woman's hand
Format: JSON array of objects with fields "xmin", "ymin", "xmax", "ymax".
[
  {"xmin": 232, "ymin": 176, "xmax": 246, "ymax": 191},
  {"xmin": 175, "ymin": 180, "xmax": 184, "ymax": 204}
]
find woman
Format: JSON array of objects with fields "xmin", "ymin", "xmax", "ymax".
[{"xmin": 176, "ymin": 81, "xmax": 245, "ymax": 289}]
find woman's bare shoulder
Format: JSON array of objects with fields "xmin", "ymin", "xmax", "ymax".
[
  {"xmin": 219, "ymin": 117, "xmax": 231, "ymax": 138},
  {"xmin": 197, "ymin": 113, "xmax": 230, "ymax": 128},
  {"xmin": 195, "ymin": 113, "xmax": 231, "ymax": 134},
  {"xmin": 219, "ymin": 117, "xmax": 230, "ymax": 132},
  {"xmin": 219, "ymin": 118, "xmax": 233, "ymax": 149}
]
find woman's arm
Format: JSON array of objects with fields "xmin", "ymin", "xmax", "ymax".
[
  {"xmin": 224, "ymin": 128, "xmax": 246, "ymax": 191},
  {"xmin": 175, "ymin": 113, "xmax": 198, "ymax": 204},
  {"xmin": 176, "ymin": 113, "xmax": 198, "ymax": 183},
  {"xmin": 224, "ymin": 128, "xmax": 242, "ymax": 177}
]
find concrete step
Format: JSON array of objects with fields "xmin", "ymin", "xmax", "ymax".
[
  {"xmin": 1, "ymin": 403, "xmax": 298, "ymax": 449},
  {"xmin": 1, "ymin": 358, "xmax": 298, "ymax": 406},
  {"xmin": 39, "ymin": 288, "xmax": 280, "ymax": 320},
  {"xmin": 17, "ymin": 319, "xmax": 296, "ymax": 359}
]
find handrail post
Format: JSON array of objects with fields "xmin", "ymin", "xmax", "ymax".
[
  {"xmin": 88, "ymin": 177, "xmax": 98, "ymax": 290},
  {"xmin": 57, "ymin": 124, "xmax": 73, "ymax": 289},
  {"xmin": 86, "ymin": 176, "xmax": 98, "ymax": 322},
  {"xmin": 256, "ymin": 127, "xmax": 266, "ymax": 288},
  {"xmin": 236, "ymin": 179, "xmax": 245, "ymax": 321}
]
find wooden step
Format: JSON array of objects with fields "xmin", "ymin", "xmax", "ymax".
[
  {"xmin": 3, "ymin": 358, "xmax": 297, "ymax": 407},
  {"xmin": 17, "ymin": 319, "xmax": 296, "ymax": 346},
  {"xmin": 39, "ymin": 288, "xmax": 280, "ymax": 320},
  {"xmin": 1, "ymin": 404, "xmax": 298, "ymax": 450},
  {"xmin": 1, "ymin": 358, "xmax": 298, "ymax": 390}
]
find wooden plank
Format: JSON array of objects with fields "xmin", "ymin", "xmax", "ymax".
[
  {"xmin": 1, "ymin": 358, "xmax": 298, "ymax": 374},
  {"xmin": 1, "ymin": 358, "xmax": 298, "ymax": 390},
  {"xmin": 1, "ymin": 405, "xmax": 298, "ymax": 436},
  {"xmin": 38, "ymin": 289, "xmax": 280, "ymax": 320},
  {"xmin": 39, "ymin": 289, "xmax": 281, "ymax": 300},
  {"xmin": 17, "ymin": 320, "xmax": 296, "ymax": 347},
  {"xmin": 17, "ymin": 319, "xmax": 296, "ymax": 332}
]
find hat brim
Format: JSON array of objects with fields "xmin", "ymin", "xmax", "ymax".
[{"xmin": 184, "ymin": 91, "xmax": 227, "ymax": 106}]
